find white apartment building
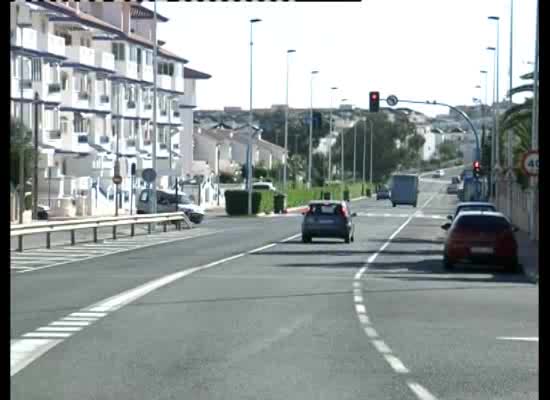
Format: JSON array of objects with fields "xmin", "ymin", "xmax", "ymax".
[{"xmin": 10, "ymin": 1, "xmax": 210, "ymax": 217}]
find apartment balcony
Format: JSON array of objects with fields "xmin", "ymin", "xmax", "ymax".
[
  {"xmin": 11, "ymin": 77, "xmax": 34, "ymax": 100},
  {"xmin": 66, "ymin": 46, "xmax": 95, "ymax": 68},
  {"xmin": 95, "ymin": 51, "xmax": 115, "ymax": 72},
  {"xmin": 38, "ymin": 32, "xmax": 66, "ymax": 59},
  {"xmin": 41, "ymin": 129, "xmax": 62, "ymax": 148},
  {"xmin": 30, "ymin": 81, "xmax": 62, "ymax": 104},
  {"xmin": 172, "ymin": 76, "xmax": 184, "ymax": 93},
  {"xmin": 139, "ymin": 64, "xmax": 153, "ymax": 83},
  {"xmin": 122, "ymin": 100, "xmax": 138, "ymax": 119},
  {"xmin": 92, "ymin": 90, "xmax": 111, "ymax": 112},
  {"xmin": 159, "ymin": 75, "xmax": 172, "ymax": 91},
  {"xmin": 115, "ymin": 60, "xmax": 138, "ymax": 81},
  {"xmin": 11, "ymin": 26, "xmax": 38, "ymax": 51}
]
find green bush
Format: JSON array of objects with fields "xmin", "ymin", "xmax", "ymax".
[{"xmin": 224, "ymin": 190, "xmax": 275, "ymax": 215}]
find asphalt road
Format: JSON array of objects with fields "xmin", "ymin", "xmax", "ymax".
[{"xmin": 11, "ymin": 170, "xmax": 538, "ymax": 400}]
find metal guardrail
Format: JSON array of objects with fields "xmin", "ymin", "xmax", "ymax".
[{"xmin": 10, "ymin": 212, "xmax": 193, "ymax": 252}]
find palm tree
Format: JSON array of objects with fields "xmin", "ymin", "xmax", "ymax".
[{"xmin": 499, "ymin": 71, "xmax": 535, "ymax": 187}]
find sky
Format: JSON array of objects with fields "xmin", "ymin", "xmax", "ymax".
[{"xmin": 149, "ymin": 0, "xmax": 537, "ymax": 118}]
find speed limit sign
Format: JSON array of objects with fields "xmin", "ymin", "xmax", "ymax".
[{"xmin": 521, "ymin": 150, "xmax": 539, "ymax": 176}]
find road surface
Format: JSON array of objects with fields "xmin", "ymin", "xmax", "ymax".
[{"xmin": 11, "ymin": 169, "xmax": 538, "ymax": 400}]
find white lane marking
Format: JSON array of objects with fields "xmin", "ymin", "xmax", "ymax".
[
  {"xmin": 15, "ymin": 230, "xmax": 220, "ymax": 274},
  {"xmin": 11, "ymin": 252, "xmax": 87, "ymax": 258},
  {"xmin": 280, "ymin": 233, "xmax": 302, "ymax": 243},
  {"xmin": 10, "ymin": 265, "xmax": 36, "ymax": 269},
  {"xmin": 372, "ymin": 339, "xmax": 392, "ymax": 354},
  {"xmin": 358, "ymin": 314, "xmax": 370, "ymax": 324},
  {"xmin": 353, "ymin": 282, "xmax": 361, "ymax": 288},
  {"xmin": 354, "ymin": 295, "xmax": 363, "ymax": 303},
  {"xmin": 50, "ymin": 321, "xmax": 91, "ymax": 327},
  {"xmin": 407, "ymin": 381, "xmax": 439, "ymax": 400},
  {"xmin": 11, "ymin": 339, "xmax": 61, "ymax": 376},
  {"xmin": 384, "ymin": 354, "xmax": 410, "ymax": 373},
  {"xmin": 355, "ymin": 304, "xmax": 366, "ymax": 314},
  {"xmin": 23, "ymin": 332, "xmax": 73, "ymax": 338},
  {"xmin": 364, "ymin": 327, "xmax": 379, "ymax": 338},
  {"xmin": 353, "ymin": 288, "xmax": 362, "ymax": 296},
  {"xmin": 36, "ymin": 327, "xmax": 82, "ymax": 332},
  {"xmin": 11, "ymin": 232, "xmax": 302, "ymax": 376},
  {"xmin": 248, "ymin": 243, "xmax": 276, "ymax": 254},
  {"xmin": 70, "ymin": 312, "xmax": 107, "ymax": 318},
  {"xmin": 61, "ymin": 317, "xmax": 98, "ymax": 322},
  {"xmin": 497, "ymin": 337, "xmax": 538, "ymax": 342}
]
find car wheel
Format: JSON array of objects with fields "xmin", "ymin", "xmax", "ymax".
[
  {"xmin": 506, "ymin": 256, "xmax": 521, "ymax": 274},
  {"xmin": 344, "ymin": 236, "xmax": 350, "ymax": 244},
  {"xmin": 443, "ymin": 256, "xmax": 454, "ymax": 271},
  {"xmin": 392, "ymin": 203, "xmax": 396, "ymax": 208}
]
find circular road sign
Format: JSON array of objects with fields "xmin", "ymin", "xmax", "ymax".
[
  {"xmin": 521, "ymin": 150, "xmax": 539, "ymax": 176},
  {"xmin": 386, "ymin": 95, "xmax": 399, "ymax": 107},
  {"xmin": 112, "ymin": 175, "xmax": 123, "ymax": 185},
  {"xmin": 142, "ymin": 168, "xmax": 157, "ymax": 183}
]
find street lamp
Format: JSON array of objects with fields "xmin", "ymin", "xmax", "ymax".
[
  {"xmin": 283, "ymin": 49, "xmax": 296, "ymax": 192},
  {"xmin": 488, "ymin": 16, "xmax": 501, "ymax": 171},
  {"xmin": 487, "ymin": 46, "xmax": 497, "ymax": 198},
  {"xmin": 307, "ymin": 70, "xmax": 319, "ymax": 188},
  {"xmin": 247, "ymin": 18, "xmax": 261, "ymax": 215},
  {"xmin": 328, "ymin": 86, "xmax": 338, "ymax": 181},
  {"xmin": 340, "ymin": 98, "xmax": 348, "ymax": 182}
]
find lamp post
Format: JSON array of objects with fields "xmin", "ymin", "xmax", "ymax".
[
  {"xmin": 328, "ymin": 86, "xmax": 338, "ymax": 181},
  {"xmin": 353, "ymin": 121, "xmax": 357, "ymax": 182},
  {"xmin": 247, "ymin": 18, "xmax": 261, "ymax": 215},
  {"xmin": 362, "ymin": 118, "xmax": 366, "ymax": 191},
  {"xmin": 307, "ymin": 70, "xmax": 319, "ymax": 189},
  {"xmin": 529, "ymin": 0, "xmax": 539, "ymax": 240},
  {"xmin": 369, "ymin": 118, "xmax": 374, "ymax": 186},
  {"xmin": 283, "ymin": 49, "xmax": 295, "ymax": 193},
  {"xmin": 151, "ymin": 0, "xmax": 159, "ymax": 214},
  {"xmin": 506, "ymin": 1, "xmax": 515, "ymax": 220},
  {"xmin": 32, "ymin": 92, "xmax": 39, "ymax": 220},
  {"xmin": 340, "ymin": 98, "xmax": 348, "ymax": 183},
  {"xmin": 488, "ymin": 16, "xmax": 501, "ymax": 178},
  {"xmin": 487, "ymin": 46, "xmax": 497, "ymax": 197}
]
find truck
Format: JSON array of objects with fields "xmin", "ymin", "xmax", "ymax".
[{"xmin": 390, "ymin": 174, "xmax": 419, "ymax": 207}]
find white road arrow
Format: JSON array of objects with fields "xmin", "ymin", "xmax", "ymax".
[{"xmin": 496, "ymin": 337, "xmax": 538, "ymax": 342}]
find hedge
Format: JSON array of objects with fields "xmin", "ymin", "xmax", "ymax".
[{"xmin": 225, "ymin": 183, "xmax": 375, "ymax": 215}]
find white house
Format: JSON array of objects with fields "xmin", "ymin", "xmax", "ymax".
[{"xmin": 10, "ymin": 1, "xmax": 211, "ymax": 217}]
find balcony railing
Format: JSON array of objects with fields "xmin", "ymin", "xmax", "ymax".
[
  {"xmin": 100, "ymin": 94, "xmax": 110, "ymax": 103},
  {"xmin": 20, "ymin": 80, "xmax": 32, "ymax": 89},
  {"xmin": 77, "ymin": 135, "xmax": 89, "ymax": 144},
  {"xmin": 99, "ymin": 136, "xmax": 110, "ymax": 144},
  {"xmin": 48, "ymin": 130, "xmax": 62, "ymax": 140},
  {"xmin": 48, "ymin": 83, "xmax": 61, "ymax": 93}
]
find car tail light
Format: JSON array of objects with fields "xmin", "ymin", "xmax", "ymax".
[{"xmin": 339, "ymin": 206, "xmax": 349, "ymax": 218}]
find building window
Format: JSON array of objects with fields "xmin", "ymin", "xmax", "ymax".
[
  {"xmin": 112, "ymin": 43, "xmax": 125, "ymax": 61},
  {"xmin": 41, "ymin": 17, "xmax": 47, "ymax": 34},
  {"xmin": 145, "ymin": 50, "xmax": 152, "ymax": 66},
  {"xmin": 129, "ymin": 46, "xmax": 137, "ymax": 62},
  {"xmin": 60, "ymin": 116, "xmax": 69, "ymax": 134},
  {"xmin": 49, "ymin": 63, "xmax": 60, "ymax": 84}
]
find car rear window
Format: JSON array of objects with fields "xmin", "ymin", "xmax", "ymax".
[
  {"xmin": 456, "ymin": 205, "xmax": 496, "ymax": 215},
  {"xmin": 308, "ymin": 204, "xmax": 342, "ymax": 215},
  {"xmin": 454, "ymin": 215, "xmax": 510, "ymax": 232}
]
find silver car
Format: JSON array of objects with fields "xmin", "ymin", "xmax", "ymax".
[{"xmin": 301, "ymin": 200, "xmax": 356, "ymax": 244}]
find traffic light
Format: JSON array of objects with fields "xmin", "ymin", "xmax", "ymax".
[
  {"xmin": 473, "ymin": 160, "xmax": 481, "ymax": 178},
  {"xmin": 369, "ymin": 91, "xmax": 380, "ymax": 112}
]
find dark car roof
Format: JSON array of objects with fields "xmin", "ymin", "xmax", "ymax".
[
  {"xmin": 454, "ymin": 210, "xmax": 507, "ymax": 219},
  {"xmin": 457, "ymin": 202, "xmax": 496, "ymax": 207}
]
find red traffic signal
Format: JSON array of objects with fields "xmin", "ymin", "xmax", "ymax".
[
  {"xmin": 473, "ymin": 161, "xmax": 480, "ymax": 170},
  {"xmin": 369, "ymin": 91, "xmax": 380, "ymax": 112}
]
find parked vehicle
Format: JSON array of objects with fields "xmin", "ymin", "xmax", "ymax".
[
  {"xmin": 447, "ymin": 201, "xmax": 497, "ymax": 221},
  {"xmin": 441, "ymin": 211, "xmax": 520, "ymax": 272},
  {"xmin": 446, "ymin": 183, "xmax": 458, "ymax": 194},
  {"xmin": 301, "ymin": 200, "xmax": 356, "ymax": 243},
  {"xmin": 432, "ymin": 169, "xmax": 445, "ymax": 178},
  {"xmin": 390, "ymin": 174, "xmax": 419, "ymax": 207},
  {"xmin": 376, "ymin": 185, "xmax": 390, "ymax": 200},
  {"xmin": 252, "ymin": 182, "xmax": 278, "ymax": 192},
  {"xmin": 451, "ymin": 176, "xmax": 460, "ymax": 184},
  {"xmin": 137, "ymin": 189, "xmax": 205, "ymax": 224}
]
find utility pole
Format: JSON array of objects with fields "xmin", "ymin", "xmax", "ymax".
[
  {"xmin": 369, "ymin": 119, "xmax": 373, "ymax": 185},
  {"xmin": 152, "ymin": 0, "xmax": 158, "ymax": 214},
  {"xmin": 32, "ymin": 92, "xmax": 39, "ymax": 220},
  {"xmin": 362, "ymin": 118, "xmax": 366, "ymax": 194},
  {"xmin": 529, "ymin": 0, "xmax": 539, "ymax": 241},
  {"xmin": 353, "ymin": 122, "xmax": 357, "ymax": 182}
]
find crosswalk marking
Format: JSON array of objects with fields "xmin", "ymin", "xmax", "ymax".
[{"xmin": 10, "ymin": 228, "xmax": 219, "ymax": 274}]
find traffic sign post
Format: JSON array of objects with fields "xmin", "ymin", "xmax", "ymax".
[
  {"xmin": 112, "ymin": 175, "xmax": 122, "ymax": 185},
  {"xmin": 521, "ymin": 150, "xmax": 539, "ymax": 177}
]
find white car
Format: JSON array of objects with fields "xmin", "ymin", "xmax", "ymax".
[{"xmin": 252, "ymin": 182, "xmax": 277, "ymax": 192}]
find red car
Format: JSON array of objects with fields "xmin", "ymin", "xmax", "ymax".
[{"xmin": 441, "ymin": 211, "xmax": 520, "ymax": 272}]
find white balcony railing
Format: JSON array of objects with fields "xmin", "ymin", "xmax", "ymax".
[
  {"xmin": 159, "ymin": 75, "xmax": 172, "ymax": 91},
  {"xmin": 12, "ymin": 27, "xmax": 38, "ymax": 51},
  {"xmin": 140, "ymin": 64, "xmax": 153, "ymax": 83},
  {"xmin": 95, "ymin": 51, "xmax": 115, "ymax": 72},
  {"xmin": 115, "ymin": 60, "xmax": 138, "ymax": 80},
  {"xmin": 172, "ymin": 76, "xmax": 184, "ymax": 93},
  {"xmin": 38, "ymin": 33, "xmax": 66, "ymax": 58},
  {"xmin": 67, "ymin": 46, "xmax": 95, "ymax": 67}
]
